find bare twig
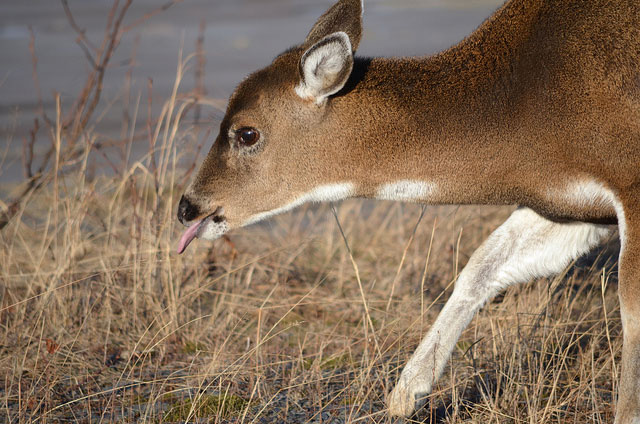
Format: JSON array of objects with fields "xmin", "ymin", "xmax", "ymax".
[
  {"xmin": 28, "ymin": 27, "xmax": 51, "ymax": 128},
  {"xmin": 147, "ymin": 78, "xmax": 159, "ymax": 194},
  {"xmin": 60, "ymin": 0, "xmax": 98, "ymax": 51},
  {"xmin": 194, "ymin": 19, "xmax": 207, "ymax": 124},
  {"xmin": 62, "ymin": 0, "xmax": 118, "ymax": 133},
  {"xmin": 61, "ymin": 0, "xmax": 99, "ymax": 68},
  {"xmin": 122, "ymin": 0, "xmax": 186, "ymax": 33},
  {"xmin": 2, "ymin": 0, "xmax": 139, "ymax": 232},
  {"xmin": 22, "ymin": 118, "xmax": 38, "ymax": 179},
  {"xmin": 72, "ymin": 0, "xmax": 134, "ymax": 142},
  {"xmin": 120, "ymin": 33, "xmax": 140, "ymax": 162},
  {"xmin": 0, "ymin": 168, "xmax": 50, "ymax": 230}
]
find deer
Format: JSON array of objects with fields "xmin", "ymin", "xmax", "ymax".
[{"xmin": 176, "ymin": 0, "xmax": 640, "ymax": 421}]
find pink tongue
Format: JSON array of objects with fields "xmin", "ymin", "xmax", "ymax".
[{"xmin": 177, "ymin": 220, "xmax": 202, "ymax": 254}]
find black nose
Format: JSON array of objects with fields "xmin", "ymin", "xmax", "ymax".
[{"xmin": 177, "ymin": 195, "xmax": 200, "ymax": 225}]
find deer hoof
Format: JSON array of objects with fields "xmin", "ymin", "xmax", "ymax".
[{"xmin": 388, "ymin": 373, "xmax": 430, "ymax": 417}]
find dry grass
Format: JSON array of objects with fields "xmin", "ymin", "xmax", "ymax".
[{"xmin": 0, "ymin": 6, "xmax": 623, "ymax": 424}]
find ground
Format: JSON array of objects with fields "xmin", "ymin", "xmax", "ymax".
[{"xmin": 0, "ymin": 182, "xmax": 622, "ymax": 422}]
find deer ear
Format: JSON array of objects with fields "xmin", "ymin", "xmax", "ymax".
[
  {"xmin": 305, "ymin": 0, "xmax": 363, "ymax": 52},
  {"xmin": 295, "ymin": 32, "xmax": 354, "ymax": 105}
]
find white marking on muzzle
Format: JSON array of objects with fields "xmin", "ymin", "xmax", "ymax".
[{"xmin": 198, "ymin": 219, "xmax": 230, "ymax": 241}]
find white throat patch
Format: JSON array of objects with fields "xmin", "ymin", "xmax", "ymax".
[
  {"xmin": 242, "ymin": 183, "xmax": 355, "ymax": 227},
  {"xmin": 376, "ymin": 180, "xmax": 436, "ymax": 202}
]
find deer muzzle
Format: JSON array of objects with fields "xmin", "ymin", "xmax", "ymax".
[{"xmin": 176, "ymin": 197, "xmax": 228, "ymax": 254}]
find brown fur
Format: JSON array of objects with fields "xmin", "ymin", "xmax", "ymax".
[{"xmin": 179, "ymin": 0, "xmax": 640, "ymax": 421}]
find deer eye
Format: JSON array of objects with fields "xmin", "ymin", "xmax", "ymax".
[{"xmin": 235, "ymin": 127, "xmax": 260, "ymax": 146}]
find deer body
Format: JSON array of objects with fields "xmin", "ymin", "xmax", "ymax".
[{"xmin": 177, "ymin": 0, "xmax": 640, "ymax": 421}]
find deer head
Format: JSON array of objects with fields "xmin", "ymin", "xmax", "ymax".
[{"xmin": 177, "ymin": 0, "xmax": 364, "ymax": 253}]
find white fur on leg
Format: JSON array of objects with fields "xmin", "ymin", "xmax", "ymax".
[{"xmin": 388, "ymin": 208, "xmax": 611, "ymax": 416}]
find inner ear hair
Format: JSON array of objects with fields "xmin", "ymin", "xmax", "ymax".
[{"xmin": 296, "ymin": 32, "xmax": 354, "ymax": 105}]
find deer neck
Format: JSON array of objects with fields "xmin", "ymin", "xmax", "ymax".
[
  {"xmin": 323, "ymin": 52, "xmax": 531, "ymax": 206},
  {"xmin": 307, "ymin": 0, "xmax": 551, "ymax": 207}
]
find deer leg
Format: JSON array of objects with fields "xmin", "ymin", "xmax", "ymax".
[
  {"xmin": 615, "ymin": 198, "xmax": 640, "ymax": 424},
  {"xmin": 388, "ymin": 207, "xmax": 611, "ymax": 417}
]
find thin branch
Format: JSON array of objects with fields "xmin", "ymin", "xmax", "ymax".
[
  {"xmin": 61, "ymin": 0, "xmax": 99, "ymax": 68},
  {"xmin": 194, "ymin": 19, "xmax": 207, "ymax": 124},
  {"xmin": 22, "ymin": 118, "xmax": 39, "ymax": 179},
  {"xmin": 60, "ymin": 0, "xmax": 98, "ymax": 52},
  {"xmin": 1, "ymin": 0, "xmax": 137, "ymax": 231},
  {"xmin": 62, "ymin": 0, "xmax": 120, "ymax": 134},
  {"xmin": 147, "ymin": 77, "xmax": 159, "ymax": 194},
  {"xmin": 72, "ymin": 0, "xmax": 133, "ymax": 142},
  {"xmin": 120, "ymin": 33, "xmax": 139, "ymax": 144},
  {"xmin": 122, "ymin": 0, "xmax": 186, "ymax": 33},
  {"xmin": 74, "ymin": 36, "xmax": 99, "ymax": 71},
  {"xmin": 28, "ymin": 27, "xmax": 52, "ymax": 127}
]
